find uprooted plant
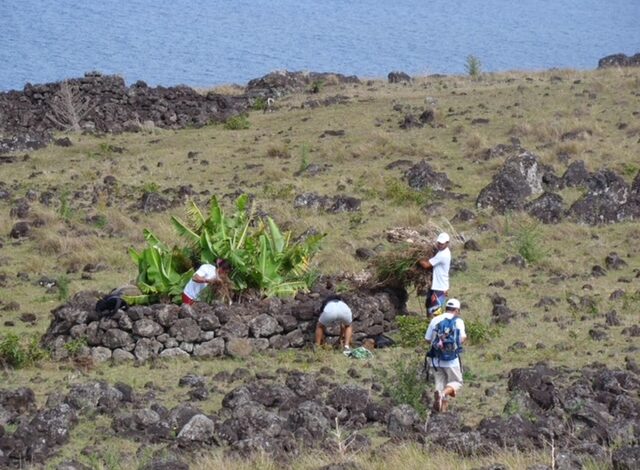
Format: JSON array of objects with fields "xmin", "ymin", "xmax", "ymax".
[{"xmin": 129, "ymin": 194, "xmax": 325, "ymax": 304}]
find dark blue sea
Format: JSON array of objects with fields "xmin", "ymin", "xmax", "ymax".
[{"xmin": 1, "ymin": 0, "xmax": 639, "ymax": 91}]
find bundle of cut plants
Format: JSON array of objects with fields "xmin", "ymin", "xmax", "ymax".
[
  {"xmin": 367, "ymin": 243, "xmax": 436, "ymax": 295},
  {"xmin": 367, "ymin": 224, "xmax": 458, "ymax": 294}
]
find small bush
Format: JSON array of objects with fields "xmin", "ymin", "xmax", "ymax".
[
  {"xmin": 383, "ymin": 178, "xmax": 432, "ymax": 206},
  {"xmin": 514, "ymin": 223, "xmax": 546, "ymax": 263},
  {"xmin": 57, "ymin": 275, "xmax": 71, "ymax": 301},
  {"xmin": 396, "ymin": 315, "xmax": 429, "ymax": 347},
  {"xmin": 142, "ymin": 181, "xmax": 160, "ymax": 193},
  {"xmin": 299, "ymin": 143, "xmax": 311, "ymax": 172},
  {"xmin": 378, "ymin": 357, "xmax": 427, "ymax": 416},
  {"xmin": 0, "ymin": 333, "xmax": 47, "ymax": 368},
  {"xmin": 465, "ymin": 55, "xmax": 482, "ymax": 80},
  {"xmin": 465, "ymin": 319, "xmax": 501, "ymax": 345},
  {"xmin": 64, "ymin": 338, "xmax": 87, "ymax": 357},
  {"xmin": 224, "ymin": 114, "xmax": 250, "ymax": 130},
  {"xmin": 252, "ymin": 97, "xmax": 267, "ymax": 111},
  {"xmin": 309, "ymin": 80, "xmax": 324, "ymax": 94}
]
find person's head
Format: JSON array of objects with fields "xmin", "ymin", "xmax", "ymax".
[
  {"xmin": 436, "ymin": 232, "xmax": 450, "ymax": 250},
  {"xmin": 216, "ymin": 258, "xmax": 231, "ymax": 273},
  {"xmin": 445, "ymin": 298, "xmax": 461, "ymax": 314}
]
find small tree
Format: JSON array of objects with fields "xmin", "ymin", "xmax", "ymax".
[{"xmin": 465, "ymin": 55, "xmax": 482, "ymax": 80}]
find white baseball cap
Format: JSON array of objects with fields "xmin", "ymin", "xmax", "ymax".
[
  {"xmin": 445, "ymin": 298, "xmax": 460, "ymax": 310},
  {"xmin": 436, "ymin": 232, "xmax": 450, "ymax": 244}
]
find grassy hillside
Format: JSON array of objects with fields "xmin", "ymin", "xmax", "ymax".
[{"xmin": 0, "ymin": 67, "xmax": 639, "ymax": 469}]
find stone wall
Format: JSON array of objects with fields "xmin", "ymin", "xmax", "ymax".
[
  {"xmin": 0, "ymin": 70, "xmax": 361, "ymax": 155},
  {"xmin": 42, "ymin": 288, "xmax": 406, "ymax": 362},
  {"xmin": 0, "ymin": 72, "xmax": 249, "ymax": 154}
]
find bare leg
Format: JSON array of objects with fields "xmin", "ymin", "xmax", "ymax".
[
  {"xmin": 315, "ymin": 323, "xmax": 325, "ymax": 346},
  {"xmin": 343, "ymin": 324, "xmax": 353, "ymax": 348}
]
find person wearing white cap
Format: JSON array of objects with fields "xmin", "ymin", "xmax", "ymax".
[
  {"xmin": 418, "ymin": 232, "xmax": 452, "ymax": 316},
  {"xmin": 424, "ymin": 298, "xmax": 466, "ymax": 412}
]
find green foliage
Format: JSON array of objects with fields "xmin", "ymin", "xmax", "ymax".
[
  {"xmin": 622, "ymin": 163, "xmax": 639, "ymax": 178},
  {"xmin": 224, "ymin": 114, "xmax": 250, "ymax": 130},
  {"xmin": 99, "ymin": 142, "xmax": 115, "ymax": 154},
  {"xmin": 310, "ymin": 80, "xmax": 324, "ymax": 94},
  {"xmin": 263, "ymin": 183, "xmax": 295, "ymax": 200},
  {"xmin": 129, "ymin": 230, "xmax": 194, "ymax": 304},
  {"xmin": 299, "ymin": 143, "xmax": 311, "ymax": 172},
  {"xmin": 64, "ymin": 337, "xmax": 87, "ymax": 357},
  {"xmin": 91, "ymin": 214, "xmax": 108, "ymax": 229},
  {"xmin": 0, "ymin": 333, "xmax": 47, "ymax": 368},
  {"xmin": 382, "ymin": 177, "xmax": 432, "ymax": 206},
  {"xmin": 378, "ymin": 356, "xmax": 426, "ymax": 416},
  {"xmin": 465, "ymin": 319, "xmax": 501, "ymax": 345},
  {"xmin": 622, "ymin": 291, "xmax": 640, "ymax": 310},
  {"xmin": 396, "ymin": 315, "xmax": 429, "ymax": 347},
  {"xmin": 132, "ymin": 194, "xmax": 325, "ymax": 301},
  {"xmin": 56, "ymin": 275, "xmax": 70, "ymax": 301},
  {"xmin": 514, "ymin": 223, "xmax": 546, "ymax": 263},
  {"xmin": 252, "ymin": 97, "xmax": 267, "ymax": 111},
  {"xmin": 142, "ymin": 181, "xmax": 160, "ymax": 193},
  {"xmin": 465, "ymin": 55, "xmax": 482, "ymax": 80},
  {"xmin": 59, "ymin": 190, "xmax": 74, "ymax": 221}
]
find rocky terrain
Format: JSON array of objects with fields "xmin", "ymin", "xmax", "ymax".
[{"xmin": 0, "ymin": 60, "xmax": 639, "ymax": 469}]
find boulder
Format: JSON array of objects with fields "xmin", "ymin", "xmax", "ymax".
[
  {"xmin": 388, "ymin": 71, "xmax": 412, "ymax": 83},
  {"xmin": 404, "ymin": 160, "xmax": 452, "ymax": 191},
  {"xmin": 177, "ymin": 414, "xmax": 215, "ymax": 444},
  {"xmin": 477, "ymin": 151, "xmax": 552, "ymax": 213},
  {"xmin": 525, "ymin": 192, "xmax": 564, "ymax": 224},
  {"xmin": 193, "ymin": 338, "xmax": 225, "ymax": 357},
  {"xmin": 248, "ymin": 314, "xmax": 282, "ymax": 338}
]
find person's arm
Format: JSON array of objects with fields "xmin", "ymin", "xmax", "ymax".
[
  {"xmin": 458, "ymin": 319, "xmax": 467, "ymax": 344},
  {"xmin": 418, "ymin": 258, "xmax": 432, "ymax": 269}
]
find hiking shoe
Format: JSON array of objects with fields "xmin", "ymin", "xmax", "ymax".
[
  {"xmin": 342, "ymin": 346, "xmax": 352, "ymax": 357},
  {"xmin": 432, "ymin": 391, "xmax": 442, "ymax": 413}
]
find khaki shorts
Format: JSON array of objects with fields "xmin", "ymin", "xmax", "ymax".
[{"xmin": 433, "ymin": 365, "xmax": 463, "ymax": 394}]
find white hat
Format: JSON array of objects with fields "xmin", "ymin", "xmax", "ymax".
[
  {"xmin": 436, "ymin": 232, "xmax": 450, "ymax": 244},
  {"xmin": 445, "ymin": 298, "xmax": 460, "ymax": 310}
]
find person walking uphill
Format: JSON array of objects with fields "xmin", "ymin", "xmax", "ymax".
[
  {"xmin": 315, "ymin": 295, "xmax": 353, "ymax": 351},
  {"xmin": 182, "ymin": 259, "xmax": 231, "ymax": 305},
  {"xmin": 418, "ymin": 232, "xmax": 451, "ymax": 316},
  {"xmin": 425, "ymin": 298, "xmax": 466, "ymax": 412}
]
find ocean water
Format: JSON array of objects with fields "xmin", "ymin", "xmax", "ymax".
[{"xmin": 0, "ymin": 0, "xmax": 639, "ymax": 91}]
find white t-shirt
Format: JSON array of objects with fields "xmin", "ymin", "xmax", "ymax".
[
  {"xmin": 183, "ymin": 264, "xmax": 219, "ymax": 301},
  {"xmin": 425, "ymin": 312, "xmax": 466, "ymax": 368},
  {"xmin": 429, "ymin": 247, "xmax": 451, "ymax": 291}
]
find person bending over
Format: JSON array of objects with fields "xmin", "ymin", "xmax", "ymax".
[
  {"xmin": 315, "ymin": 295, "xmax": 353, "ymax": 350},
  {"xmin": 182, "ymin": 259, "xmax": 231, "ymax": 305}
]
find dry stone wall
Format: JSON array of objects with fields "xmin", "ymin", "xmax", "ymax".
[{"xmin": 42, "ymin": 288, "xmax": 406, "ymax": 362}]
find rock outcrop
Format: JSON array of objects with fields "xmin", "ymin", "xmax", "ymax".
[{"xmin": 598, "ymin": 53, "xmax": 640, "ymax": 68}]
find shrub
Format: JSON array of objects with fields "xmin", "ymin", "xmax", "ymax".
[
  {"xmin": 57, "ymin": 275, "xmax": 70, "ymax": 301},
  {"xmin": 299, "ymin": 143, "xmax": 311, "ymax": 172},
  {"xmin": 465, "ymin": 55, "xmax": 482, "ymax": 80},
  {"xmin": 465, "ymin": 319, "xmax": 501, "ymax": 345},
  {"xmin": 514, "ymin": 223, "xmax": 547, "ymax": 263},
  {"xmin": 252, "ymin": 97, "xmax": 267, "ymax": 111},
  {"xmin": 378, "ymin": 356, "xmax": 427, "ymax": 416},
  {"xmin": 396, "ymin": 315, "xmax": 429, "ymax": 347},
  {"xmin": 0, "ymin": 333, "xmax": 48, "ymax": 368},
  {"xmin": 64, "ymin": 338, "xmax": 87, "ymax": 357},
  {"xmin": 383, "ymin": 177, "xmax": 432, "ymax": 206},
  {"xmin": 224, "ymin": 114, "xmax": 250, "ymax": 130}
]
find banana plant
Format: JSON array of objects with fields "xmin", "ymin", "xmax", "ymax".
[
  {"xmin": 129, "ymin": 229, "xmax": 194, "ymax": 303},
  {"xmin": 136, "ymin": 194, "xmax": 325, "ymax": 301}
]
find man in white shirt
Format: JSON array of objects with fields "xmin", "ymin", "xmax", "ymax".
[
  {"xmin": 424, "ymin": 298, "xmax": 466, "ymax": 412},
  {"xmin": 182, "ymin": 259, "xmax": 230, "ymax": 305},
  {"xmin": 418, "ymin": 232, "xmax": 452, "ymax": 316}
]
